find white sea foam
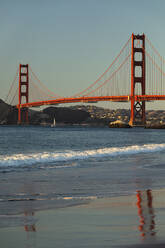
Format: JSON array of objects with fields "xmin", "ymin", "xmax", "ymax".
[
  {"xmin": 0, "ymin": 143, "xmax": 165, "ymax": 167},
  {"xmin": 0, "ymin": 195, "xmax": 97, "ymax": 202}
]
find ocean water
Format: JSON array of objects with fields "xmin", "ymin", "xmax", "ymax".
[
  {"xmin": 0, "ymin": 125, "xmax": 165, "ymax": 218},
  {"xmin": 1, "ymin": 125, "xmax": 165, "ymax": 248}
]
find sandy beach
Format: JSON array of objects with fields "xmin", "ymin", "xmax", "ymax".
[
  {"xmin": 1, "ymin": 126, "xmax": 165, "ymax": 247},
  {"xmin": 1, "ymin": 189, "xmax": 165, "ymax": 248}
]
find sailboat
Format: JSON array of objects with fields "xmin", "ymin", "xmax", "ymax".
[{"xmin": 51, "ymin": 117, "xmax": 56, "ymax": 127}]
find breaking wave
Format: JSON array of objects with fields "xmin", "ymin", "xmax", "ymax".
[{"xmin": 0, "ymin": 143, "xmax": 165, "ymax": 167}]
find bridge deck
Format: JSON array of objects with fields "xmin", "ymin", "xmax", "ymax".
[{"xmin": 17, "ymin": 95, "xmax": 165, "ymax": 108}]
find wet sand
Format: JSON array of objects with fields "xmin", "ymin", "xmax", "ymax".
[{"xmin": 1, "ymin": 189, "xmax": 165, "ymax": 248}]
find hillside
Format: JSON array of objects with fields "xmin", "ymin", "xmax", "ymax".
[
  {"xmin": 0, "ymin": 99, "xmax": 165, "ymax": 126},
  {"xmin": 0, "ymin": 99, "xmax": 17, "ymax": 124},
  {"xmin": 0, "ymin": 100, "xmax": 90, "ymax": 125}
]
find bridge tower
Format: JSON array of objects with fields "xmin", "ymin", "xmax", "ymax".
[
  {"xmin": 129, "ymin": 33, "xmax": 146, "ymax": 126},
  {"xmin": 18, "ymin": 64, "xmax": 29, "ymax": 125}
]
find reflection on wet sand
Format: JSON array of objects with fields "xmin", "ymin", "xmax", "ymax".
[
  {"xmin": 136, "ymin": 189, "xmax": 156, "ymax": 239},
  {"xmin": 24, "ymin": 211, "xmax": 36, "ymax": 232},
  {"xmin": 24, "ymin": 211, "xmax": 36, "ymax": 248},
  {"xmin": 22, "ymin": 190, "xmax": 156, "ymax": 247}
]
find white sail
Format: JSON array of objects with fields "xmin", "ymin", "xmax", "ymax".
[
  {"xmin": 51, "ymin": 117, "xmax": 56, "ymax": 127},
  {"xmin": 53, "ymin": 118, "xmax": 56, "ymax": 126}
]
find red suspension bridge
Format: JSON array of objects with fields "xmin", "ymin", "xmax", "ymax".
[{"xmin": 5, "ymin": 33, "xmax": 165, "ymax": 126}]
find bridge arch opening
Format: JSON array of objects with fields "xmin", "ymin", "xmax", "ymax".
[
  {"xmin": 135, "ymin": 66, "xmax": 142, "ymax": 78},
  {"xmin": 135, "ymin": 82, "xmax": 142, "ymax": 95},
  {"xmin": 135, "ymin": 52, "xmax": 142, "ymax": 62}
]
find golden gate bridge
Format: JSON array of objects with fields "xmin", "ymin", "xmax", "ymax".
[{"xmin": 5, "ymin": 33, "xmax": 165, "ymax": 126}]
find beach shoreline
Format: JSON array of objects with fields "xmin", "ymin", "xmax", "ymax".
[{"xmin": 1, "ymin": 189, "xmax": 165, "ymax": 247}]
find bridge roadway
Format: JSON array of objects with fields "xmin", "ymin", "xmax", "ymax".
[{"xmin": 17, "ymin": 95, "xmax": 165, "ymax": 108}]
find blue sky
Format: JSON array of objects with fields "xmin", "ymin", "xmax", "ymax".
[{"xmin": 1, "ymin": 0, "xmax": 165, "ymax": 108}]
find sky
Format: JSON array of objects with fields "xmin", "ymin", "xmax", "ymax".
[{"xmin": 1, "ymin": 0, "xmax": 165, "ymax": 109}]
